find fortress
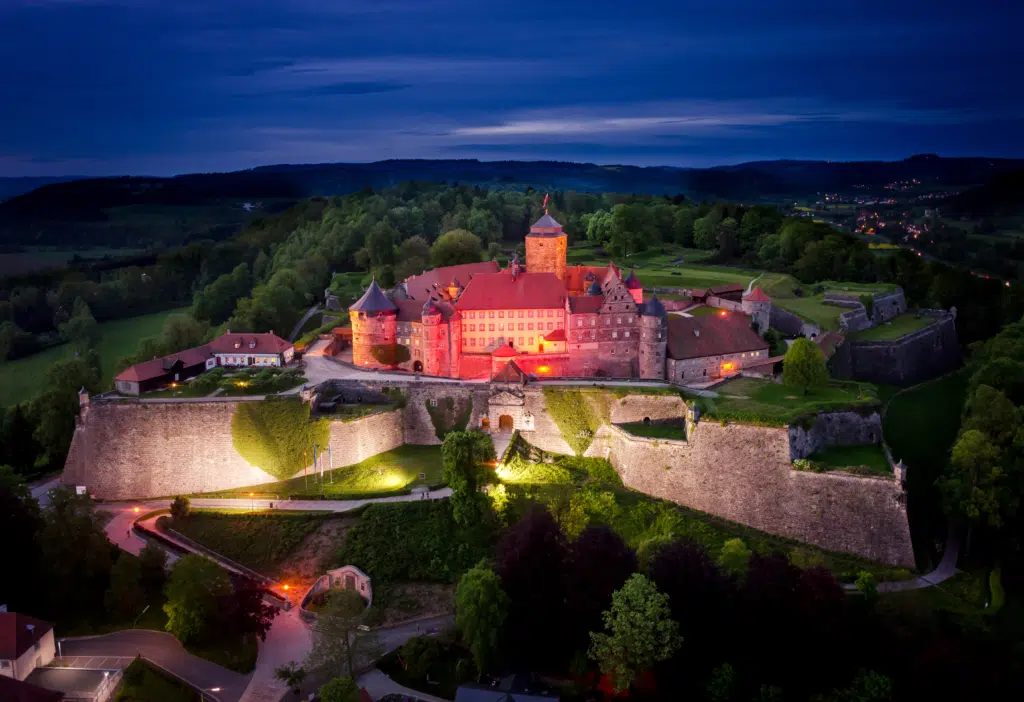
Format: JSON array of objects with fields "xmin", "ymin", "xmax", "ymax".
[
  {"xmin": 63, "ymin": 380, "xmax": 915, "ymax": 567},
  {"xmin": 348, "ymin": 213, "xmax": 773, "ymax": 381}
]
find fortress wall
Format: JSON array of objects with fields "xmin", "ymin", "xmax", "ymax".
[
  {"xmin": 872, "ymin": 290, "xmax": 907, "ymax": 324},
  {"xmin": 327, "ymin": 408, "xmax": 407, "ymax": 467},
  {"xmin": 402, "ymin": 385, "xmax": 489, "ymax": 444},
  {"xmin": 607, "ymin": 393, "xmax": 686, "ymax": 423},
  {"xmin": 592, "ymin": 422, "xmax": 914, "ymax": 566},
  {"xmin": 62, "ymin": 401, "xmax": 277, "ymax": 500},
  {"xmin": 788, "ymin": 411, "xmax": 884, "ymax": 460},
  {"xmin": 849, "ymin": 315, "xmax": 960, "ymax": 386}
]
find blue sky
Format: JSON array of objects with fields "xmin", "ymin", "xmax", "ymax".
[{"xmin": 0, "ymin": 0, "xmax": 1020, "ymax": 176}]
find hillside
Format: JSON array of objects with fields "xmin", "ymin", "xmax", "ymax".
[
  {"xmin": 3, "ymin": 156, "xmax": 1024, "ymax": 248},
  {"xmin": 941, "ymin": 170, "xmax": 1024, "ymax": 218}
]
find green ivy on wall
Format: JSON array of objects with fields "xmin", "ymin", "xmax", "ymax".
[
  {"xmin": 231, "ymin": 397, "xmax": 330, "ymax": 480},
  {"xmin": 543, "ymin": 387, "xmax": 602, "ymax": 456},
  {"xmin": 425, "ymin": 396, "xmax": 473, "ymax": 440}
]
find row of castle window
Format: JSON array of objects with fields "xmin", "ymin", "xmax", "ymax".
[
  {"xmin": 575, "ymin": 316, "xmax": 634, "ymax": 327},
  {"xmin": 465, "ymin": 337, "xmax": 537, "ymax": 347},
  {"xmin": 466, "ymin": 322, "xmax": 562, "ymax": 332},
  {"xmin": 466, "ymin": 310, "xmax": 561, "ymax": 320}
]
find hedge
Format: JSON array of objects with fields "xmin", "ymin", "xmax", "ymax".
[{"xmin": 425, "ymin": 395, "xmax": 473, "ymax": 440}]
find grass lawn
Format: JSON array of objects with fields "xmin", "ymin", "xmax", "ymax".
[
  {"xmin": 846, "ymin": 314, "xmax": 937, "ymax": 341},
  {"xmin": 883, "ymin": 371, "xmax": 968, "ymax": 569},
  {"xmin": 684, "ymin": 305, "xmax": 722, "ymax": 316},
  {"xmin": 0, "ymin": 307, "xmax": 190, "ymax": 406},
  {"xmin": 760, "ymin": 273, "xmax": 896, "ymax": 332},
  {"xmin": 702, "ymin": 377, "xmax": 879, "ymax": 426},
  {"xmin": 807, "ymin": 444, "xmax": 892, "ymax": 477},
  {"xmin": 619, "ymin": 420, "xmax": 687, "ymax": 440},
  {"xmin": 564, "ymin": 243, "xmax": 755, "ymax": 289},
  {"xmin": 204, "ymin": 445, "xmax": 444, "ymax": 499},
  {"xmin": 160, "ymin": 511, "xmax": 330, "ymax": 577},
  {"xmin": 184, "ymin": 633, "xmax": 259, "ymax": 675},
  {"xmin": 114, "ymin": 658, "xmax": 200, "ymax": 702}
]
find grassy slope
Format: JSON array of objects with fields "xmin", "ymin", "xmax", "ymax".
[
  {"xmin": 883, "ymin": 371, "xmax": 968, "ymax": 569},
  {"xmin": 0, "ymin": 307, "xmax": 190, "ymax": 406},
  {"xmin": 202, "ymin": 445, "xmax": 444, "ymax": 499},
  {"xmin": 162, "ymin": 510, "xmax": 329, "ymax": 576},
  {"xmin": 808, "ymin": 444, "xmax": 892, "ymax": 476},
  {"xmin": 760, "ymin": 273, "xmax": 895, "ymax": 331},
  {"xmin": 705, "ymin": 377, "xmax": 877, "ymax": 425},
  {"xmin": 565, "ymin": 243, "xmax": 756, "ymax": 289}
]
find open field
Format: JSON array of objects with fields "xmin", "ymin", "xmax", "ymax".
[
  {"xmin": 847, "ymin": 314, "xmax": 937, "ymax": 341},
  {"xmin": 0, "ymin": 307, "xmax": 191, "ymax": 406},
  {"xmin": 565, "ymin": 243, "xmax": 755, "ymax": 289},
  {"xmin": 808, "ymin": 444, "xmax": 892, "ymax": 477},
  {"xmin": 685, "ymin": 305, "xmax": 722, "ymax": 316},
  {"xmin": 701, "ymin": 377, "xmax": 879, "ymax": 425},
  {"xmin": 205, "ymin": 445, "xmax": 444, "ymax": 499}
]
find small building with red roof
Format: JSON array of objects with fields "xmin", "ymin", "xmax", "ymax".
[{"xmin": 0, "ymin": 612, "xmax": 55, "ymax": 682}]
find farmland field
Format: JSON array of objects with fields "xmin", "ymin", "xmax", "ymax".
[{"xmin": 0, "ymin": 307, "xmax": 190, "ymax": 406}]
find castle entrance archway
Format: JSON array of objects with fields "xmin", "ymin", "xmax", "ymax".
[
  {"xmin": 413, "ymin": 360, "xmax": 423, "ymax": 372},
  {"xmin": 481, "ymin": 417, "xmax": 490, "ymax": 429},
  {"xmin": 499, "ymin": 414, "xmax": 514, "ymax": 430}
]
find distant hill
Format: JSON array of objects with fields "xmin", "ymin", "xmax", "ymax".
[
  {"xmin": 3, "ymin": 156, "xmax": 1024, "ymax": 247},
  {"xmin": 941, "ymin": 170, "xmax": 1024, "ymax": 218},
  {"xmin": 0, "ymin": 175, "xmax": 85, "ymax": 202}
]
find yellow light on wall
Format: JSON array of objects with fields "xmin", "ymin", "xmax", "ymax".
[
  {"xmin": 722, "ymin": 362, "xmax": 735, "ymax": 371},
  {"xmin": 537, "ymin": 365, "xmax": 550, "ymax": 374}
]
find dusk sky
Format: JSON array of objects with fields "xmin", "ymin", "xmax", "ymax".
[{"xmin": 1, "ymin": 0, "xmax": 1020, "ymax": 177}]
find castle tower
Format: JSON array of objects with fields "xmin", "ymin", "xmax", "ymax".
[
  {"xmin": 639, "ymin": 294, "xmax": 668, "ymax": 380},
  {"xmin": 349, "ymin": 279, "xmax": 398, "ymax": 368},
  {"xmin": 421, "ymin": 298, "xmax": 444, "ymax": 376},
  {"xmin": 525, "ymin": 213, "xmax": 567, "ymax": 281},
  {"xmin": 742, "ymin": 286, "xmax": 772, "ymax": 337},
  {"xmin": 624, "ymin": 269, "xmax": 643, "ymax": 304}
]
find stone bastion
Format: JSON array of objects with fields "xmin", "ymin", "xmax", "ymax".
[{"xmin": 63, "ymin": 381, "xmax": 913, "ymax": 565}]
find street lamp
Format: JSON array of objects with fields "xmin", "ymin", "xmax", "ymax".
[
  {"xmin": 249, "ymin": 492, "xmax": 255, "ymax": 512},
  {"xmin": 133, "ymin": 506, "xmax": 140, "ymax": 514},
  {"xmin": 200, "ymin": 686, "xmax": 222, "ymax": 701}
]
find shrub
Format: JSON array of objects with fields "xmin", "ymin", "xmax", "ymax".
[
  {"xmin": 425, "ymin": 396, "xmax": 473, "ymax": 440},
  {"xmin": 170, "ymin": 495, "xmax": 191, "ymax": 520},
  {"xmin": 370, "ymin": 343, "xmax": 411, "ymax": 368}
]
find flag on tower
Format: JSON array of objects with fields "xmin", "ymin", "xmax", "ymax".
[{"xmin": 543, "ymin": 193, "xmax": 549, "ymax": 213}]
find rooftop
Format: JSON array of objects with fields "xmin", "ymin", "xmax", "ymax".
[
  {"xmin": 456, "ymin": 270, "xmax": 566, "ymax": 311},
  {"xmin": 0, "ymin": 612, "xmax": 53, "ymax": 659},
  {"xmin": 0, "ymin": 676, "xmax": 62, "ymax": 702},
  {"xmin": 350, "ymin": 278, "xmax": 398, "ymax": 313},
  {"xmin": 529, "ymin": 213, "xmax": 563, "ymax": 233},
  {"xmin": 208, "ymin": 332, "xmax": 292, "ymax": 355},
  {"xmin": 114, "ymin": 344, "xmax": 212, "ymax": 383},
  {"xmin": 402, "ymin": 260, "xmax": 500, "ymax": 300},
  {"xmin": 666, "ymin": 314, "xmax": 768, "ymax": 360},
  {"xmin": 744, "ymin": 285, "xmax": 771, "ymax": 302}
]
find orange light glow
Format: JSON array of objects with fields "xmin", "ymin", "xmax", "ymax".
[
  {"xmin": 249, "ymin": 492, "xmax": 254, "ymax": 497},
  {"xmin": 722, "ymin": 362, "xmax": 735, "ymax": 371},
  {"xmin": 537, "ymin": 365, "xmax": 551, "ymax": 374},
  {"xmin": 283, "ymin": 584, "xmax": 290, "ymax": 591},
  {"xmin": 719, "ymin": 310, "xmax": 727, "ymax": 317},
  {"xmin": 133, "ymin": 506, "xmax": 140, "ymax": 513}
]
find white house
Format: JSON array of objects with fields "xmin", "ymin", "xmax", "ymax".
[
  {"xmin": 208, "ymin": 332, "xmax": 295, "ymax": 368},
  {"xmin": 0, "ymin": 612, "xmax": 55, "ymax": 681}
]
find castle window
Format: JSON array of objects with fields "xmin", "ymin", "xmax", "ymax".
[
  {"xmin": 489, "ymin": 337, "xmax": 494, "ymax": 345},
  {"xmin": 557, "ymin": 321, "xmax": 563, "ymax": 329},
  {"xmin": 507, "ymin": 311, "xmax": 513, "ymax": 318},
  {"xmin": 469, "ymin": 324, "xmax": 475, "ymax": 332},
  {"xmin": 628, "ymin": 317, "xmax": 633, "ymax": 324},
  {"xmin": 519, "ymin": 337, "xmax": 524, "ymax": 345},
  {"xmin": 519, "ymin": 311, "xmax": 524, "ymax": 318},
  {"xmin": 489, "ymin": 311, "xmax": 495, "ymax": 319},
  {"xmin": 528, "ymin": 337, "xmax": 534, "ymax": 345},
  {"xmin": 430, "ymin": 399, "xmax": 438, "ymax": 407},
  {"xmin": 547, "ymin": 310, "xmax": 553, "ymax": 317},
  {"xmin": 470, "ymin": 338, "xmax": 476, "ymax": 347},
  {"xmin": 498, "ymin": 311, "xmax": 504, "ymax": 318},
  {"xmin": 468, "ymin": 312, "xmax": 475, "ymax": 319},
  {"xmin": 612, "ymin": 331, "xmax": 618, "ymax": 339},
  {"xmin": 625, "ymin": 331, "xmax": 630, "ymax": 338},
  {"xmin": 498, "ymin": 323, "xmax": 504, "ymax": 332},
  {"xmin": 528, "ymin": 323, "xmax": 534, "ymax": 331},
  {"xmin": 591, "ymin": 319, "xmax": 596, "ymax": 326},
  {"xmin": 516, "ymin": 323, "xmax": 522, "ymax": 331},
  {"xmin": 577, "ymin": 320, "xmax": 582, "ymax": 328},
  {"xmin": 611, "ymin": 349, "xmax": 616, "ymax": 355},
  {"xmin": 577, "ymin": 334, "xmax": 583, "ymax": 341},
  {"xmin": 617, "ymin": 317, "xmax": 621, "ymax": 324},
  {"xmin": 547, "ymin": 322, "xmax": 553, "ymax": 330},
  {"xmin": 605, "ymin": 319, "xmax": 610, "ymax": 326},
  {"xmin": 489, "ymin": 324, "xmax": 495, "ymax": 331},
  {"xmin": 528, "ymin": 310, "xmax": 534, "ymax": 318}
]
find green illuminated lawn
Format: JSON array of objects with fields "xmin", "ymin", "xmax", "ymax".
[
  {"xmin": 807, "ymin": 444, "xmax": 892, "ymax": 477},
  {"xmin": 847, "ymin": 314, "xmax": 936, "ymax": 341},
  {"xmin": 205, "ymin": 445, "xmax": 444, "ymax": 499},
  {"xmin": 0, "ymin": 307, "xmax": 190, "ymax": 406},
  {"xmin": 760, "ymin": 274, "xmax": 896, "ymax": 332},
  {"xmin": 702, "ymin": 377, "xmax": 878, "ymax": 425}
]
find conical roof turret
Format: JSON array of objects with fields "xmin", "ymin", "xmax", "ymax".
[
  {"xmin": 349, "ymin": 278, "xmax": 397, "ymax": 313},
  {"xmin": 624, "ymin": 269, "xmax": 641, "ymax": 289},
  {"xmin": 642, "ymin": 293, "xmax": 666, "ymax": 317}
]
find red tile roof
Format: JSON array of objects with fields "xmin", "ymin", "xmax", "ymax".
[
  {"xmin": 403, "ymin": 261, "xmax": 500, "ymax": 300},
  {"xmin": 564, "ymin": 265, "xmax": 609, "ymax": 293},
  {"xmin": 456, "ymin": 271, "xmax": 566, "ymax": 311},
  {"xmin": 567, "ymin": 295, "xmax": 603, "ymax": 314},
  {"xmin": 114, "ymin": 345, "xmax": 212, "ymax": 383},
  {"xmin": 543, "ymin": 328, "xmax": 566, "ymax": 342},
  {"xmin": 744, "ymin": 286, "xmax": 772, "ymax": 302},
  {"xmin": 492, "ymin": 344, "xmax": 519, "ymax": 358},
  {"xmin": 815, "ymin": 331, "xmax": 845, "ymax": 359},
  {"xmin": 493, "ymin": 360, "xmax": 527, "ymax": 383},
  {"xmin": 208, "ymin": 332, "xmax": 293, "ymax": 355},
  {"xmin": 0, "ymin": 612, "xmax": 53, "ymax": 660},
  {"xmin": 666, "ymin": 314, "xmax": 769, "ymax": 360},
  {"xmin": 395, "ymin": 298, "xmax": 425, "ymax": 322},
  {"xmin": 710, "ymin": 283, "xmax": 745, "ymax": 296}
]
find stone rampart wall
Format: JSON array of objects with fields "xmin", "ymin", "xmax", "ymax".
[
  {"xmin": 327, "ymin": 408, "xmax": 407, "ymax": 467},
  {"xmin": 769, "ymin": 305, "xmax": 819, "ymax": 338},
  {"xmin": 588, "ymin": 423, "xmax": 914, "ymax": 566},
  {"xmin": 848, "ymin": 314, "xmax": 960, "ymax": 386},
  {"xmin": 872, "ymin": 290, "xmax": 907, "ymax": 324},
  {"xmin": 839, "ymin": 307, "xmax": 872, "ymax": 333},
  {"xmin": 788, "ymin": 411, "xmax": 883, "ymax": 459}
]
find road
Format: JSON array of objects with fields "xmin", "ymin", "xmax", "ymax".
[
  {"xmin": 59, "ymin": 630, "xmax": 251, "ymax": 702},
  {"xmin": 237, "ymin": 607, "xmax": 311, "ymax": 702},
  {"xmin": 289, "ymin": 304, "xmax": 323, "ymax": 342}
]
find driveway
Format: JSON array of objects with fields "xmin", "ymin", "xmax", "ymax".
[{"xmin": 59, "ymin": 630, "xmax": 252, "ymax": 702}]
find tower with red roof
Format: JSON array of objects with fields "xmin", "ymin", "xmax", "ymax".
[{"xmin": 742, "ymin": 285, "xmax": 772, "ymax": 336}]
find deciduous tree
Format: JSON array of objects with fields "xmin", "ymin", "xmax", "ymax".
[
  {"xmin": 783, "ymin": 337, "xmax": 828, "ymax": 394},
  {"xmin": 104, "ymin": 553, "xmax": 145, "ymax": 622},
  {"xmin": 318, "ymin": 676, "xmax": 360, "ymax": 702},
  {"xmin": 456, "ymin": 560, "xmax": 509, "ymax": 673},
  {"xmin": 588, "ymin": 573, "xmax": 681, "ymax": 692},
  {"xmin": 441, "ymin": 431, "xmax": 494, "ymax": 526},
  {"xmin": 564, "ymin": 526, "xmax": 637, "ymax": 654},
  {"xmin": 431, "ymin": 229, "xmax": 482, "ymax": 267},
  {"xmin": 163, "ymin": 554, "xmax": 232, "ymax": 644},
  {"xmin": 306, "ymin": 589, "xmax": 378, "ymax": 677}
]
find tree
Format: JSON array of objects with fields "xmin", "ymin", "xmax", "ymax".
[
  {"xmin": 32, "ymin": 357, "xmax": 100, "ymax": 464},
  {"xmin": 496, "ymin": 508, "xmax": 568, "ymax": 669},
  {"xmin": 60, "ymin": 299, "xmax": 99, "ymax": 352},
  {"xmin": 306, "ymin": 588, "xmax": 377, "ymax": 677},
  {"xmin": 159, "ymin": 314, "xmax": 210, "ymax": 355},
  {"xmin": 395, "ymin": 235, "xmax": 431, "ymax": 283},
  {"xmin": 456, "ymin": 560, "xmax": 509, "ymax": 673},
  {"xmin": 716, "ymin": 538, "xmax": 752, "ymax": 579},
  {"xmin": 783, "ymin": 337, "xmax": 828, "ymax": 394},
  {"xmin": 694, "ymin": 210, "xmax": 723, "ymax": 250},
  {"xmin": 274, "ymin": 662, "xmax": 307, "ymax": 697},
  {"xmin": 2, "ymin": 404, "xmax": 42, "ymax": 476},
  {"xmin": 962, "ymin": 384, "xmax": 1019, "ymax": 445},
  {"xmin": 218, "ymin": 584, "xmax": 279, "ymax": 642},
  {"xmin": 138, "ymin": 542, "xmax": 168, "ymax": 598},
  {"xmin": 170, "ymin": 496, "xmax": 191, "ymax": 520},
  {"xmin": 398, "ymin": 636, "xmax": 442, "ymax": 680},
  {"xmin": 830, "ymin": 670, "xmax": 894, "ymax": 702},
  {"xmin": 588, "ymin": 573, "xmax": 681, "ymax": 693},
  {"xmin": 564, "ymin": 526, "xmax": 637, "ymax": 653},
  {"xmin": 557, "ymin": 485, "xmax": 619, "ymax": 540},
  {"xmin": 105, "ymin": 553, "xmax": 145, "ymax": 622},
  {"xmin": 441, "ymin": 431, "xmax": 494, "ymax": 526},
  {"xmin": 318, "ymin": 676, "xmax": 360, "ymax": 702},
  {"xmin": 0, "ymin": 467, "xmax": 43, "ymax": 612},
  {"xmin": 431, "ymin": 229, "xmax": 483, "ymax": 267},
  {"xmin": 369, "ymin": 343, "xmax": 411, "ymax": 369},
  {"xmin": 706, "ymin": 662, "xmax": 738, "ymax": 702},
  {"xmin": 939, "ymin": 429, "xmax": 1004, "ymax": 526},
  {"xmin": 163, "ymin": 554, "xmax": 232, "ymax": 644}
]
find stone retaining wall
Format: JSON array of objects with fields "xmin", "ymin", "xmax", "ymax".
[
  {"xmin": 848, "ymin": 314, "xmax": 960, "ymax": 385},
  {"xmin": 588, "ymin": 423, "xmax": 914, "ymax": 566},
  {"xmin": 788, "ymin": 410, "xmax": 884, "ymax": 459}
]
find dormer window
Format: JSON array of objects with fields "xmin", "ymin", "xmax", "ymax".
[
  {"xmin": 234, "ymin": 341, "xmax": 241, "ymax": 349},
  {"xmin": 249, "ymin": 341, "xmax": 256, "ymax": 349}
]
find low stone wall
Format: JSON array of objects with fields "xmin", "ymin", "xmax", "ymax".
[
  {"xmin": 588, "ymin": 423, "xmax": 914, "ymax": 566},
  {"xmin": 327, "ymin": 408, "xmax": 407, "ymax": 467},
  {"xmin": 872, "ymin": 290, "xmax": 906, "ymax": 324},
  {"xmin": 770, "ymin": 305, "xmax": 819, "ymax": 338},
  {"xmin": 839, "ymin": 307, "xmax": 872, "ymax": 333},
  {"xmin": 788, "ymin": 411, "xmax": 884, "ymax": 459},
  {"xmin": 848, "ymin": 314, "xmax": 960, "ymax": 385}
]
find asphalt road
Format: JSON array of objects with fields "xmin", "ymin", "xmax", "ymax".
[{"xmin": 60, "ymin": 630, "xmax": 252, "ymax": 702}]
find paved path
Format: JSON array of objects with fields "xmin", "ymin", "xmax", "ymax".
[
  {"xmin": 356, "ymin": 669, "xmax": 449, "ymax": 702},
  {"xmin": 844, "ymin": 525, "xmax": 961, "ymax": 593},
  {"xmin": 492, "ymin": 431, "xmax": 514, "ymax": 462},
  {"xmin": 30, "ymin": 476, "xmax": 61, "ymax": 507},
  {"xmin": 59, "ymin": 630, "xmax": 251, "ymax": 702},
  {"xmin": 237, "ymin": 607, "xmax": 311, "ymax": 702}
]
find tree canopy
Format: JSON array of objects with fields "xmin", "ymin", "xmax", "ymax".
[{"xmin": 783, "ymin": 337, "xmax": 829, "ymax": 394}]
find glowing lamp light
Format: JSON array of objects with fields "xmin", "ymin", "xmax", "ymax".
[
  {"xmin": 537, "ymin": 365, "xmax": 551, "ymax": 374},
  {"xmin": 133, "ymin": 506, "xmax": 140, "ymax": 514},
  {"xmin": 282, "ymin": 584, "xmax": 290, "ymax": 591},
  {"xmin": 719, "ymin": 310, "xmax": 727, "ymax": 317},
  {"xmin": 722, "ymin": 362, "xmax": 735, "ymax": 372}
]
